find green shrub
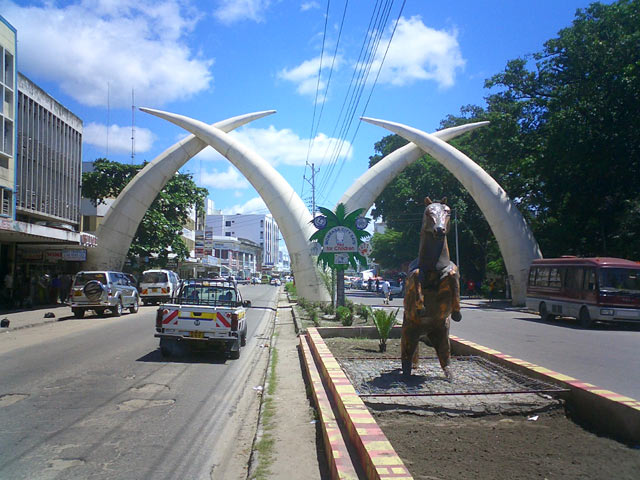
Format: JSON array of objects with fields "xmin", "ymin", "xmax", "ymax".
[
  {"xmin": 285, "ymin": 282, "xmax": 296, "ymax": 296},
  {"xmin": 356, "ymin": 304, "xmax": 373, "ymax": 320},
  {"xmin": 336, "ymin": 306, "xmax": 353, "ymax": 326},
  {"xmin": 372, "ymin": 308, "xmax": 399, "ymax": 352}
]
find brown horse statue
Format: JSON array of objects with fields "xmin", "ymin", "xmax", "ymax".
[{"xmin": 401, "ymin": 197, "xmax": 462, "ymax": 379}]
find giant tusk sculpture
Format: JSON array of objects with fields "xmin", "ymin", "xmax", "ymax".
[
  {"xmin": 84, "ymin": 110, "xmax": 276, "ymax": 272},
  {"xmin": 338, "ymin": 121, "xmax": 489, "ymax": 213},
  {"xmin": 139, "ymin": 107, "xmax": 330, "ymax": 303},
  {"xmin": 360, "ymin": 116, "xmax": 542, "ymax": 306}
]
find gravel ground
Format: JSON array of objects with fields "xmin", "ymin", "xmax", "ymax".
[{"xmin": 324, "ymin": 337, "xmax": 640, "ymax": 480}]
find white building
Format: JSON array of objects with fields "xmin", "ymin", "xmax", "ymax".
[{"xmin": 205, "ymin": 212, "xmax": 280, "ymax": 270}]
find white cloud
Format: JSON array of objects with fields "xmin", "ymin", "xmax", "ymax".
[
  {"xmin": 1, "ymin": 0, "xmax": 213, "ymax": 108},
  {"xmin": 371, "ymin": 16, "xmax": 465, "ymax": 88},
  {"xmin": 278, "ymin": 54, "xmax": 344, "ymax": 99},
  {"xmin": 83, "ymin": 122, "xmax": 155, "ymax": 153},
  {"xmin": 301, "ymin": 2, "xmax": 320, "ymax": 12},
  {"xmin": 222, "ymin": 196, "xmax": 269, "ymax": 215},
  {"xmin": 213, "ymin": 0, "xmax": 271, "ymax": 25},
  {"xmin": 192, "ymin": 125, "xmax": 352, "ymax": 167},
  {"xmin": 201, "ymin": 166, "xmax": 251, "ymax": 190}
]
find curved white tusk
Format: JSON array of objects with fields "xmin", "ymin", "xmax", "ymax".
[
  {"xmin": 339, "ymin": 121, "xmax": 489, "ymax": 213},
  {"xmin": 360, "ymin": 116, "xmax": 541, "ymax": 306},
  {"xmin": 85, "ymin": 110, "xmax": 276, "ymax": 272},
  {"xmin": 139, "ymin": 107, "xmax": 330, "ymax": 303}
]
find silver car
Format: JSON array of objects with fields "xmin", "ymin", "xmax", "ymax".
[{"xmin": 69, "ymin": 271, "xmax": 139, "ymax": 318}]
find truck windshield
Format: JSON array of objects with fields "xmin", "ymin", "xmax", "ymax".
[
  {"xmin": 179, "ymin": 282, "xmax": 237, "ymax": 306},
  {"xmin": 599, "ymin": 268, "xmax": 640, "ymax": 293},
  {"xmin": 142, "ymin": 272, "xmax": 168, "ymax": 283}
]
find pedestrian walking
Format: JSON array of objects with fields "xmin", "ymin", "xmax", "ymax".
[{"xmin": 381, "ymin": 280, "xmax": 390, "ymax": 305}]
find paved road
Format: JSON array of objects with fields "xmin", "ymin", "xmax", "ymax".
[
  {"xmin": 346, "ymin": 290, "xmax": 640, "ymax": 401},
  {"xmin": 0, "ymin": 285, "xmax": 277, "ymax": 480}
]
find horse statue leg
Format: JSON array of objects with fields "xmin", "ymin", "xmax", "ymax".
[
  {"xmin": 450, "ymin": 265, "xmax": 462, "ymax": 322},
  {"xmin": 427, "ymin": 320, "xmax": 453, "ymax": 380},
  {"xmin": 401, "ymin": 270, "xmax": 423, "ymax": 376}
]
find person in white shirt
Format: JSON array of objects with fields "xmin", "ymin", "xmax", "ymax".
[{"xmin": 381, "ymin": 280, "xmax": 391, "ymax": 304}]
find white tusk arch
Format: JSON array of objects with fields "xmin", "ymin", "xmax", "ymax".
[
  {"xmin": 360, "ymin": 116, "xmax": 541, "ymax": 306},
  {"xmin": 85, "ymin": 110, "xmax": 276, "ymax": 272},
  {"xmin": 339, "ymin": 121, "xmax": 489, "ymax": 213},
  {"xmin": 140, "ymin": 107, "xmax": 330, "ymax": 303}
]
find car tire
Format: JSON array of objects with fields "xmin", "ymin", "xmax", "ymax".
[
  {"xmin": 72, "ymin": 308, "xmax": 85, "ymax": 319},
  {"xmin": 112, "ymin": 299, "xmax": 123, "ymax": 317},
  {"xmin": 579, "ymin": 306, "xmax": 593, "ymax": 329},
  {"xmin": 241, "ymin": 330, "xmax": 247, "ymax": 347},
  {"xmin": 83, "ymin": 280, "xmax": 105, "ymax": 302},
  {"xmin": 129, "ymin": 296, "xmax": 139, "ymax": 314}
]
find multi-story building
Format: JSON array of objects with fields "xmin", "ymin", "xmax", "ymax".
[
  {"xmin": 1, "ymin": 17, "xmax": 90, "ymax": 305},
  {"xmin": 206, "ymin": 212, "xmax": 280, "ymax": 270},
  {"xmin": 0, "ymin": 15, "xmax": 17, "ymax": 287}
]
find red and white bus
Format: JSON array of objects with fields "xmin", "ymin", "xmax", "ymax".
[{"xmin": 526, "ymin": 257, "xmax": 640, "ymax": 328}]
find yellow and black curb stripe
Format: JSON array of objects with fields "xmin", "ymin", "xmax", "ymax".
[
  {"xmin": 306, "ymin": 328, "xmax": 413, "ymax": 480},
  {"xmin": 450, "ymin": 335, "xmax": 640, "ymax": 445}
]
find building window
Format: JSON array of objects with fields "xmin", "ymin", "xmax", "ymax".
[
  {"xmin": 225, "ymin": 221, "xmax": 232, "ymax": 227},
  {"xmin": 225, "ymin": 232, "xmax": 231, "ymax": 237},
  {"xmin": 0, "ymin": 188, "xmax": 12, "ymax": 216}
]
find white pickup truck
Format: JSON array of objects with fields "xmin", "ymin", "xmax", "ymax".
[{"xmin": 155, "ymin": 278, "xmax": 250, "ymax": 359}]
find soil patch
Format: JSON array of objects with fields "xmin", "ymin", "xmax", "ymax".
[{"xmin": 323, "ymin": 337, "xmax": 640, "ymax": 480}]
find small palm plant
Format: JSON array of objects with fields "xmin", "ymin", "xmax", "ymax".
[
  {"xmin": 372, "ymin": 308, "xmax": 399, "ymax": 352},
  {"xmin": 336, "ymin": 306, "xmax": 353, "ymax": 326}
]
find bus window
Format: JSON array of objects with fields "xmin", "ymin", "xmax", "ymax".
[
  {"xmin": 535, "ymin": 267, "xmax": 550, "ymax": 287},
  {"xmin": 549, "ymin": 268, "xmax": 562, "ymax": 289},
  {"xmin": 584, "ymin": 268, "xmax": 596, "ymax": 291},
  {"xmin": 565, "ymin": 267, "xmax": 584, "ymax": 290},
  {"xmin": 528, "ymin": 268, "xmax": 536, "ymax": 286}
]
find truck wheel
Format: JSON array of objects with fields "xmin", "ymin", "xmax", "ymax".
[
  {"xmin": 72, "ymin": 308, "xmax": 85, "ymax": 319},
  {"xmin": 159, "ymin": 338, "xmax": 174, "ymax": 357},
  {"xmin": 241, "ymin": 332, "xmax": 247, "ymax": 347},
  {"xmin": 229, "ymin": 341, "xmax": 241, "ymax": 359}
]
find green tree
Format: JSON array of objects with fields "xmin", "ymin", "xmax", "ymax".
[
  {"xmin": 83, "ymin": 159, "xmax": 208, "ymax": 266},
  {"xmin": 485, "ymin": 0, "xmax": 640, "ymax": 258}
]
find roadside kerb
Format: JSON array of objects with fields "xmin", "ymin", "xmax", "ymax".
[
  {"xmin": 450, "ymin": 334, "xmax": 640, "ymax": 445},
  {"xmin": 312, "ymin": 325, "xmax": 640, "ymax": 445},
  {"xmin": 299, "ymin": 334, "xmax": 359, "ymax": 480},
  {"xmin": 306, "ymin": 327, "xmax": 413, "ymax": 480}
]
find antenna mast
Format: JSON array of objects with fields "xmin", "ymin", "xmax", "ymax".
[
  {"xmin": 131, "ymin": 89, "xmax": 135, "ymax": 163},
  {"xmin": 304, "ymin": 162, "xmax": 320, "ymax": 217},
  {"xmin": 106, "ymin": 82, "xmax": 110, "ymax": 158}
]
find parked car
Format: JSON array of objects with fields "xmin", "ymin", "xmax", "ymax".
[
  {"xmin": 69, "ymin": 271, "xmax": 139, "ymax": 318},
  {"xmin": 270, "ymin": 277, "xmax": 282, "ymax": 286},
  {"xmin": 139, "ymin": 269, "xmax": 180, "ymax": 305},
  {"xmin": 388, "ymin": 280, "xmax": 404, "ymax": 298}
]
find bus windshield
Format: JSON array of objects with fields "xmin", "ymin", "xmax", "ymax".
[{"xmin": 598, "ymin": 268, "xmax": 640, "ymax": 293}]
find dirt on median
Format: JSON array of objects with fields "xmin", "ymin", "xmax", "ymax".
[{"xmin": 324, "ymin": 337, "xmax": 640, "ymax": 480}]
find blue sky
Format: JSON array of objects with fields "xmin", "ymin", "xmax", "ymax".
[{"xmin": 2, "ymin": 0, "xmax": 611, "ymax": 217}]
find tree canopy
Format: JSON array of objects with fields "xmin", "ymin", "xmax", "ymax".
[
  {"xmin": 370, "ymin": 0, "xmax": 640, "ymax": 280},
  {"xmin": 83, "ymin": 159, "xmax": 209, "ymax": 266}
]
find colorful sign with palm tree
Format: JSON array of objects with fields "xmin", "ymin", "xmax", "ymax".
[{"xmin": 310, "ymin": 203, "xmax": 370, "ymax": 271}]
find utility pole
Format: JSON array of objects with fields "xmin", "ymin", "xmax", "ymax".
[{"xmin": 303, "ymin": 162, "xmax": 319, "ymax": 217}]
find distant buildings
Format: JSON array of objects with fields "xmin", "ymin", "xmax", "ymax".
[{"xmin": 205, "ymin": 212, "xmax": 280, "ymax": 270}]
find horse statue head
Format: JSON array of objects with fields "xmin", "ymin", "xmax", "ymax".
[{"xmin": 421, "ymin": 197, "xmax": 451, "ymax": 239}]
